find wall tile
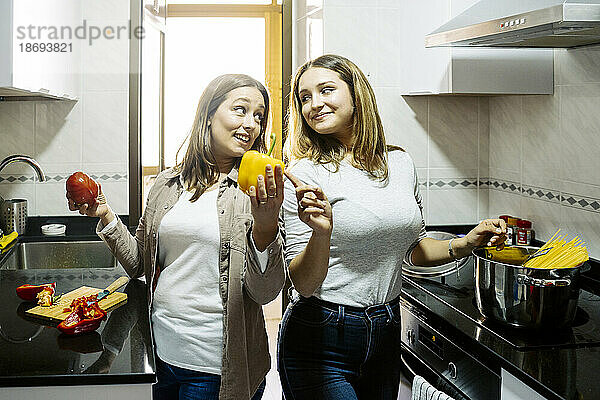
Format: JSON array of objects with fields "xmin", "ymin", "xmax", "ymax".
[
  {"xmin": 82, "ymin": 91, "xmax": 128, "ymax": 164},
  {"xmin": 0, "ymin": 183, "xmax": 36, "ymax": 216},
  {"xmin": 560, "ymin": 84, "xmax": 600, "ymax": 186},
  {"xmin": 81, "ymin": 163, "xmax": 128, "ymax": 176},
  {"xmin": 488, "ymin": 167, "xmax": 521, "ymax": 190},
  {"xmin": 521, "ymin": 93, "xmax": 561, "ymax": 188},
  {"xmin": 376, "ymin": 91, "xmax": 428, "ymax": 168},
  {"xmin": 82, "ymin": 20, "xmax": 130, "ymax": 92},
  {"xmin": 429, "ymin": 167, "xmax": 479, "ymax": 182},
  {"xmin": 478, "ymin": 186, "xmax": 489, "ymax": 221},
  {"xmin": 99, "ymin": 181, "xmax": 129, "ymax": 215},
  {"xmin": 489, "ymin": 96, "xmax": 521, "ymax": 174},
  {"xmin": 520, "ymin": 196, "xmax": 561, "ymax": 243},
  {"xmin": 35, "ymin": 181, "xmax": 71, "ymax": 216},
  {"xmin": 428, "ymin": 167, "xmax": 479, "ymax": 225},
  {"xmin": 478, "ymin": 97, "xmax": 490, "ymax": 179},
  {"xmin": 428, "ymin": 96, "xmax": 478, "ymax": 171},
  {"xmin": 561, "ymin": 180, "xmax": 600, "ymax": 216},
  {"xmin": 375, "ymin": 8, "xmax": 401, "ymax": 87},
  {"xmin": 556, "ymin": 46, "xmax": 600, "ymax": 86},
  {"xmin": 35, "ymin": 101, "xmax": 82, "ymax": 165},
  {"xmin": 489, "ymin": 190, "xmax": 521, "ymax": 221},
  {"xmin": 377, "ymin": 0, "xmax": 401, "ymax": 8},
  {"xmin": 0, "ymin": 102, "xmax": 35, "ymax": 162},
  {"xmin": 82, "ymin": 0, "xmax": 129, "ymax": 21},
  {"xmin": 322, "ymin": 6, "xmax": 377, "ymax": 86},
  {"xmin": 428, "ymin": 189, "xmax": 478, "ymax": 225},
  {"xmin": 560, "ymin": 181, "xmax": 600, "ymax": 260}
]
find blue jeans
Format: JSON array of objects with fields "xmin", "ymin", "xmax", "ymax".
[
  {"xmin": 153, "ymin": 357, "xmax": 266, "ymax": 400},
  {"xmin": 277, "ymin": 295, "xmax": 402, "ymax": 400}
]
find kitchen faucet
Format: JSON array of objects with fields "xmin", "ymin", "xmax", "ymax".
[
  {"xmin": 0, "ymin": 155, "xmax": 46, "ymax": 182},
  {"xmin": 0, "ymin": 155, "xmax": 46, "ymax": 235}
]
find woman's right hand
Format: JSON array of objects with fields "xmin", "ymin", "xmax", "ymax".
[
  {"xmin": 285, "ymin": 171, "xmax": 333, "ymax": 237},
  {"xmin": 67, "ymin": 186, "xmax": 112, "ymax": 221}
]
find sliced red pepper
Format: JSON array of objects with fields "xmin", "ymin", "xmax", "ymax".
[
  {"xmin": 16, "ymin": 282, "xmax": 56, "ymax": 302},
  {"xmin": 57, "ymin": 296, "xmax": 106, "ymax": 335}
]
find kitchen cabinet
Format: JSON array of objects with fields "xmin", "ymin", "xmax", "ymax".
[
  {"xmin": 0, "ymin": 0, "xmax": 80, "ymax": 99},
  {"xmin": 397, "ymin": 0, "xmax": 553, "ymax": 95}
]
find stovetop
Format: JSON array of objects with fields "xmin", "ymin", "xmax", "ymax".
[{"xmin": 402, "ymin": 260, "xmax": 600, "ymax": 351}]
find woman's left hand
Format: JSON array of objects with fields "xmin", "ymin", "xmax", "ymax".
[
  {"xmin": 461, "ymin": 218, "xmax": 508, "ymax": 255},
  {"xmin": 249, "ymin": 164, "xmax": 284, "ymax": 250}
]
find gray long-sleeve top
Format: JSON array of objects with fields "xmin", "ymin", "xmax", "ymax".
[{"xmin": 283, "ymin": 150, "xmax": 426, "ymax": 307}]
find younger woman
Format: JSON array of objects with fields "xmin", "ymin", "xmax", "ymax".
[{"xmin": 279, "ymin": 55, "xmax": 506, "ymax": 400}]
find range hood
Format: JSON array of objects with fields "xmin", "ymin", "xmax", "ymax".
[{"xmin": 426, "ymin": 0, "xmax": 600, "ymax": 48}]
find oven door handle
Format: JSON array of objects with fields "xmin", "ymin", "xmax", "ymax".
[{"xmin": 401, "ymin": 354, "xmax": 418, "ymax": 380}]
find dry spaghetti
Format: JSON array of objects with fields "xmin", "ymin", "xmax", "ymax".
[{"xmin": 523, "ymin": 229, "xmax": 589, "ymax": 269}]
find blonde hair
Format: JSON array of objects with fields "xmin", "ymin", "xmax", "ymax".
[
  {"xmin": 284, "ymin": 54, "xmax": 402, "ymax": 181},
  {"xmin": 176, "ymin": 74, "xmax": 269, "ymax": 201}
]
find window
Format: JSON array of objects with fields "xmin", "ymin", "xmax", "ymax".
[{"xmin": 164, "ymin": 17, "xmax": 265, "ymax": 167}]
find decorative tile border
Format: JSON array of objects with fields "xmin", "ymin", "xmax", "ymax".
[
  {"xmin": 427, "ymin": 178, "xmax": 479, "ymax": 190},
  {"xmin": 487, "ymin": 178, "xmax": 600, "ymax": 214},
  {"xmin": 521, "ymin": 184, "xmax": 561, "ymax": 204},
  {"xmin": 0, "ymin": 173, "xmax": 128, "ymax": 183},
  {"xmin": 562, "ymin": 192, "xmax": 600, "ymax": 213},
  {"xmin": 487, "ymin": 178, "xmax": 521, "ymax": 194}
]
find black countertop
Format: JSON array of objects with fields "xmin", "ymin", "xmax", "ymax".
[
  {"xmin": 0, "ymin": 265, "xmax": 155, "ymax": 387},
  {"xmin": 401, "ymin": 263, "xmax": 600, "ymax": 400}
]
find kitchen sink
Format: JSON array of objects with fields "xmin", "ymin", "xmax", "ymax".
[{"xmin": 0, "ymin": 241, "xmax": 116, "ymax": 270}]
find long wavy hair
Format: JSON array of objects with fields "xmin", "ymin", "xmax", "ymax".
[
  {"xmin": 284, "ymin": 54, "xmax": 402, "ymax": 181},
  {"xmin": 175, "ymin": 74, "xmax": 270, "ymax": 201}
]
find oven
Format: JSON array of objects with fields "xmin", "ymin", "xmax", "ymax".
[{"xmin": 400, "ymin": 298, "xmax": 501, "ymax": 400}]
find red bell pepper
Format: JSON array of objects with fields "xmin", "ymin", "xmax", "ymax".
[
  {"xmin": 57, "ymin": 296, "xmax": 106, "ymax": 335},
  {"xmin": 66, "ymin": 171, "xmax": 100, "ymax": 207},
  {"xmin": 16, "ymin": 282, "xmax": 56, "ymax": 302}
]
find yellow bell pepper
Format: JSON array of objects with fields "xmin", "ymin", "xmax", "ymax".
[
  {"xmin": 238, "ymin": 150, "xmax": 285, "ymax": 194},
  {"xmin": 238, "ymin": 132, "xmax": 285, "ymax": 194}
]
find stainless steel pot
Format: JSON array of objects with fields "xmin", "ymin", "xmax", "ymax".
[{"xmin": 473, "ymin": 246, "xmax": 585, "ymax": 329}]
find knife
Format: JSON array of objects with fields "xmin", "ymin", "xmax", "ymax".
[{"xmin": 88, "ymin": 276, "xmax": 129, "ymax": 305}]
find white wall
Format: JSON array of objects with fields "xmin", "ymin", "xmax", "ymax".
[{"xmin": 0, "ymin": 0, "xmax": 130, "ymax": 216}]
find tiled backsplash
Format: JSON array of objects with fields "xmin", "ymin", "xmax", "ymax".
[{"xmin": 489, "ymin": 47, "xmax": 600, "ymax": 259}]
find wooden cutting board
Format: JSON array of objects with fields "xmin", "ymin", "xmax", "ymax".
[{"xmin": 26, "ymin": 281, "xmax": 128, "ymax": 322}]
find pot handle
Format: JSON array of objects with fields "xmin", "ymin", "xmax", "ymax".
[
  {"xmin": 580, "ymin": 261, "xmax": 592, "ymax": 274},
  {"xmin": 517, "ymin": 274, "xmax": 571, "ymax": 287}
]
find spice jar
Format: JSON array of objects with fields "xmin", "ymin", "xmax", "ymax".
[
  {"xmin": 499, "ymin": 215, "xmax": 514, "ymax": 246},
  {"xmin": 506, "ymin": 217, "xmax": 520, "ymax": 246},
  {"xmin": 516, "ymin": 219, "xmax": 533, "ymax": 245}
]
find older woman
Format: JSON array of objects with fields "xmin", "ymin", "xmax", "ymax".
[
  {"xmin": 279, "ymin": 54, "xmax": 506, "ymax": 400},
  {"xmin": 68, "ymin": 74, "xmax": 285, "ymax": 400}
]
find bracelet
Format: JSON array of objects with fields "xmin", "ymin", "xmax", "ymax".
[{"xmin": 448, "ymin": 238, "xmax": 459, "ymax": 261}]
